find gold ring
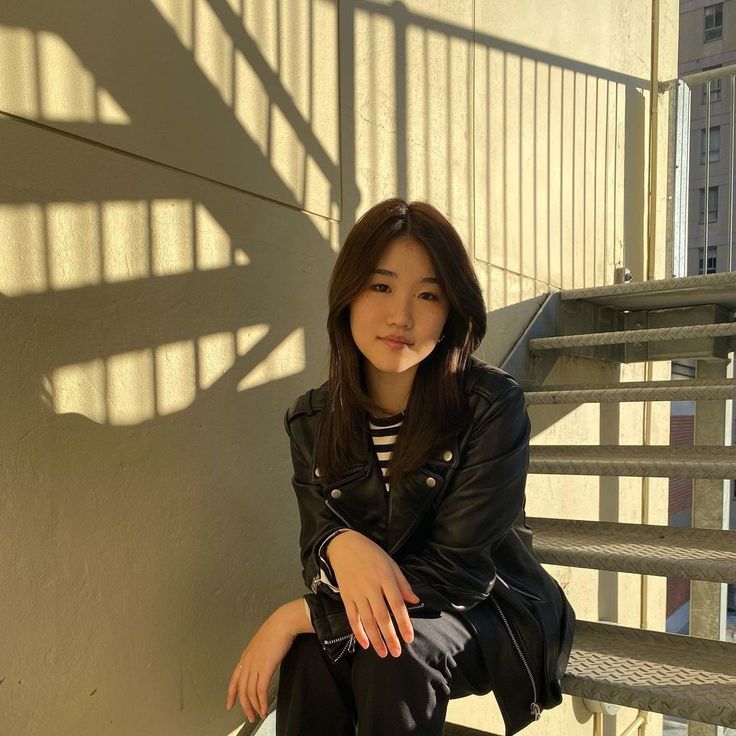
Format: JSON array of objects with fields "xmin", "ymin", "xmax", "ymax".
[{"xmin": 238, "ymin": 663, "xmax": 245, "ymax": 669}]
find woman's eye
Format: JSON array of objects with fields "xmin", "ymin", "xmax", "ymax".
[{"xmin": 369, "ymin": 283, "xmax": 440, "ymax": 300}]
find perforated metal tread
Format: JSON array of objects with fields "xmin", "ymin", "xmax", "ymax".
[
  {"xmin": 559, "ymin": 272, "xmax": 736, "ymax": 311},
  {"xmin": 524, "ymin": 377, "xmax": 736, "ymax": 404},
  {"xmin": 529, "ymin": 444, "xmax": 736, "ymax": 478},
  {"xmin": 564, "ymin": 621, "xmax": 736, "ymax": 727},
  {"xmin": 530, "ymin": 517, "xmax": 736, "ymax": 582},
  {"xmin": 528, "ymin": 322, "xmax": 736, "ymax": 351}
]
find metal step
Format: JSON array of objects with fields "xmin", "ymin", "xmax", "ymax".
[
  {"xmin": 528, "ymin": 322, "xmax": 736, "ymax": 352},
  {"xmin": 530, "ymin": 517, "xmax": 736, "ymax": 582},
  {"xmin": 524, "ymin": 377, "xmax": 736, "ymax": 404},
  {"xmin": 529, "ymin": 445, "xmax": 736, "ymax": 478},
  {"xmin": 560, "ymin": 272, "xmax": 736, "ymax": 311},
  {"xmin": 564, "ymin": 621, "xmax": 736, "ymax": 727}
]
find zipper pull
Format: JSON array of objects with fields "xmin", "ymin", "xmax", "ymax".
[
  {"xmin": 530, "ymin": 703, "xmax": 541, "ymax": 721},
  {"xmin": 311, "ymin": 574, "xmax": 321, "ymax": 594},
  {"xmin": 347, "ymin": 634, "xmax": 357, "ymax": 653}
]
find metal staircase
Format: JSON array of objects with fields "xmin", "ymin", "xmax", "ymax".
[
  {"xmin": 509, "ymin": 271, "xmax": 736, "ymax": 730},
  {"xmin": 249, "ymin": 273, "xmax": 736, "ymax": 736}
]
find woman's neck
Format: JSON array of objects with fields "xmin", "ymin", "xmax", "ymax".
[{"xmin": 364, "ymin": 363, "xmax": 416, "ymax": 417}]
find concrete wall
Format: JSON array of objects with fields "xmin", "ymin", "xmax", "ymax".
[{"xmin": 0, "ymin": 1, "xmax": 677, "ymax": 735}]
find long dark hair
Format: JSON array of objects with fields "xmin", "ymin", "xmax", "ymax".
[{"xmin": 315, "ymin": 199, "xmax": 486, "ymax": 488}]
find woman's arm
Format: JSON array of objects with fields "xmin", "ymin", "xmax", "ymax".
[
  {"xmin": 225, "ymin": 599, "xmax": 314, "ymax": 724},
  {"xmin": 322, "ymin": 529, "xmax": 419, "ymax": 657}
]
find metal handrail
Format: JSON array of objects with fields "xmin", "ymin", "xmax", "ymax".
[{"xmin": 660, "ymin": 62, "xmax": 736, "ymax": 91}]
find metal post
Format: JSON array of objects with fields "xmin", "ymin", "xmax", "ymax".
[
  {"xmin": 688, "ymin": 359, "xmax": 731, "ymax": 736},
  {"xmin": 729, "ymin": 76, "xmax": 735, "ymax": 273},
  {"xmin": 704, "ymin": 80, "xmax": 711, "ymax": 260}
]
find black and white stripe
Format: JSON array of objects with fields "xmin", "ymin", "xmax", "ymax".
[{"xmin": 368, "ymin": 411, "xmax": 404, "ymax": 491}]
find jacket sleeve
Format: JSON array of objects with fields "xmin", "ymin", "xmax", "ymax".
[
  {"xmin": 284, "ymin": 408, "xmax": 349, "ymax": 596},
  {"xmin": 285, "ymin": 407, "xmax": 364, "ymax": 660},
  {"xmin": 396, "ymin": 384, "xmax": 531, "ymax": 610}
]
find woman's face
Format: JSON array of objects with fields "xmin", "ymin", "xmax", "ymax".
[{"xmin": 349, "ymin": 236, "xmax": 450, "ymax": 381}]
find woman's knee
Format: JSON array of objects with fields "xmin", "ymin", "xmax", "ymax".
[
  {"xmin": 352, "ymin": 630, "xmax": 451, "ymax": 692},
  {"xmin": 281, "ymin": 633, "xmax": 324, "ymax": 674}
]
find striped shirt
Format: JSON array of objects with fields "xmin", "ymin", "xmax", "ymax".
[{"xmin": 368, "ymin": 410, "xmax": 405, "ymax": 491}]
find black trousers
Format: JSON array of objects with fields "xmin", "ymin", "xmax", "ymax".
[{"xmin": 276, "ymin": 611, "xmax": 493, "ymax": 736}]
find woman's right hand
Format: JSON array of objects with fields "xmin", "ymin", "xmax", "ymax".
[{"xmin": 325, "ymin": 530, "xmax": 421, "ymax": 658}]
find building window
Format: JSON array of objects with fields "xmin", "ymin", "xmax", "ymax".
[
  {"xmin": 701, "ymin": 66, "xmax": 722, "ymax": 104},
  {"xmin": 699, "ymin": 186, "xmax": 718, "ymax": 223},
  {"xmin": 697, "ymin": 246, "xmax": 718, "ymax": 274},
  {"xmin": 704, "ymin": 3, "xmax": 723, "ymax": 42},
  {"xmin": 700, "ymin": 126, "xmax": 721, "ymax": 163}
]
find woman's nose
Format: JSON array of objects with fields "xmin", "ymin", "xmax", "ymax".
[{"xmin": 387, "ymin": 294, "xmax": 413, "ymax": 327}]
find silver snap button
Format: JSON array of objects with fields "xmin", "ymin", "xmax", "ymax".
[
  {"xmin": 330, "ymin": 488, "xmax": 342, "ymax": 499},
  {"xmin": 442, "ymin": 450, "xmax": 453, "ymax": 462},
  {"xmin": 315, "ymin": 467, "xmax": 321, "ymax": 478},
  {"xmin": 425, "ymin": 477, "xmax": 437, "ymax": 488}
]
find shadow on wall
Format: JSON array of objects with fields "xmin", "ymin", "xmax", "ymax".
[
  {"xmin": 0, "ymin": 3, "xmax": 339, "ymax": 730},
  {"xmin": 0, "ymin": 1, "xmax": 649, "ymax": 734},
  {"xmin": 0, "ymin": 122, "xmax": 335, "ymax": 733}
]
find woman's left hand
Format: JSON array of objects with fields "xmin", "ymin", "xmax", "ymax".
[{"xmin": 225, "ymin": 602, "xmax": 300, "ymax": 723}]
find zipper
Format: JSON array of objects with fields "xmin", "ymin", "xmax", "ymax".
[
  {"xmin": 322, "ymin": 632, "xmax": 356, "ymax": 662},
  {"xmin": 490, "ymin": 597, "xmax": 540, "ymax": 721},
  {"xmin": 324, "ymin": 500, "xmax": 355, "ymax": 529},
  {"xmin": 322, "ymin": 602, "xmax": 425, "ymax": 662}
]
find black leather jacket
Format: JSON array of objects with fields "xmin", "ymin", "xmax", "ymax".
[{"xmin": 284, "ymin": 356, "xmax": 575, "ymax": 735}]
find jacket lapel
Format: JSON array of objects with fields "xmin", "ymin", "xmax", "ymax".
[
  {"xmin": 385, "ymin": 430, "xmax": 461, "ymax": 554},
  {"xmin": 321, "ymin": 417, "xmax": 464, "ymax": 555}
]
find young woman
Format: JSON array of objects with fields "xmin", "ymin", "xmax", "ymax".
[{"xmin": 226, "ymin": 199, "xmax": 575, "ymax": 736}]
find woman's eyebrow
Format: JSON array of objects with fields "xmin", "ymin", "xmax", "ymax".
[{"xmin": 372, "ymin": 268, "xmax": 441, "ymax": 284}]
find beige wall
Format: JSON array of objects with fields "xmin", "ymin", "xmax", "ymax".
[{"xmin": 0, "ymin": 1, "xmax": 677, "ymax": 735}]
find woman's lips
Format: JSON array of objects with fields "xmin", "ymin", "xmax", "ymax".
[{"xmin": 381, "ymin": 337, "xmax": 410, "ymax": 349}]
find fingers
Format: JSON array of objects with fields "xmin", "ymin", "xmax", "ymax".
[
  {"xmin": 370, "ymin": 596, "xmax": 404, "ymax": 657},
  {"xmin": 355, "ymin": 598, "xmax": 390, "ymax": 657},
  {"xmin": 356, "ymin": 595, "xmax": 406, "ymax": 658},
  {"xmin": 384, "ymin": 588, "xmax": 414, "ymax": 645},
  {"xmin": 257, "ymin": 673, "xmax": 270, "ymax": 721},
  {"xmin": 236, "ymin": 667, "xmax": 257, "ymax": 724},
  {"xmin": 247, "ymin": 670, "xmax": 269, "ymax": 722},
  {"xmin": 394, "ymin": 565, "xmax": 421, "ymax": 604},
  {"xmin": 246, "ymin": 670, "xmax": 260, "ymax": 721},
  {"xmin": 225, "ymin": 665, "xmax": 241, "ymax": 710},
  {"xmin": 346, "ymin": 600, "xmax": 370, "ymax": 650},
  {"xmin": 232, "ymin": 663, "xmax": 270, "ymax": 724}
]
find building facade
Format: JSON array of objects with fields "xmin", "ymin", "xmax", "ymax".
[{"xmin": 680, "ymin": 0, "xmax": 736, "ymax": 274}]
